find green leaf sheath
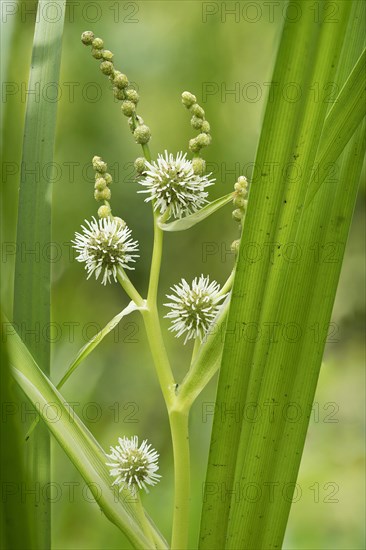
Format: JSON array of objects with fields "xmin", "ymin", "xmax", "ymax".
[
  {"xmin": 199, "ymin": 1, "xmax": 364, "ymax": 548},
  {"xmin": 12, "ymin": 2, "xmax": 66, "ymax": 548}
]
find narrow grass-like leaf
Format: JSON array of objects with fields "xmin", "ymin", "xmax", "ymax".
[
  {"xmin": 158, "ymin": 193, "xmax": 233, "ymax": 231},
  {"xmin": 6, "ymin": 321, "xmax": 168, "ymax": 550},
  {"xmin": 12, "ymin": 2, "xmax": 66, "ymax": 547},
  {"xmin": 25, "ymin": 301, "xmax": 140, "ymax": 440},
  {"xmin": 57, "ymin": 301, "xmax": 139, "ymax": 390},
  {"xmin": 306, "ymin": 47, "xmax": 366, "ymax": 204},
  {"xmin": 200, "ymin": 2, "xmax": 355, "ymax": 547}
]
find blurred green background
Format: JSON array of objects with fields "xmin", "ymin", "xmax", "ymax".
[{"xmin": 1, "ymin": 1, "xmax": 364, "ymax": 548}]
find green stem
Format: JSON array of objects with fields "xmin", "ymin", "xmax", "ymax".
[
  {"xmin": 149, "ymin": 522, "xmax": 169, "ymax": 550},
  {"xmin": 142, "ymin": 212, "xmax": 192, "ymax": 548},
  {"xmin": 116, "ymin": 270, "xmax": 145, "ymax": 308},
  {"xmin": 141, "ymin": 307, "xmax": 175, "ymax": 409},
  {"xmin": 191, "ymin": 337, "xmax": 201, "ymax": 365},
  {"xmin": 116, "ymin": 267, "xmax": 174, "ymax": 406},
  {"xmin": 142, "ymin": 256, "xmax": 192, "ymax": 549},
  {"xmin": 130, "ymin": 122, "xmax": 191, "ymax": 548},
  {"xmin": 134, "ymin": 493, "xmax": 157, "ymax": 547},
  {"xmin": 147, "ymin": 215, "xmax": 164, "ymax": 304},
  {"xmin": 141, "ymin": 143, "xmax": 152, "ymax": 162},
  {"xmin": 169, "ymin": 409, "xmax": 190, "ymax": 550}
]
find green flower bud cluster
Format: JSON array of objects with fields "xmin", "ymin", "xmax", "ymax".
[
  {"xmin": 181, "ymin": 91, "xmax": 211, "ymax": 160},
  {"xmin": 134, "ymin": 157, "xmax": 147, "ymax": 175},
  {"xmin": 81, "ymin": 32, "xmax": 116, "ymax": 76},
  {"xmin": 231, "ymin": 175, "xmax": 249, "ymax": 255},
  {"xmin": 81, "ymin": 31, "xmax": 151, "ymax": 149},
  {"xmin": 114, "ymin": 72, "xmax": 140, "ymax": 117},
  {"xmin": 92, "ymin": 155, "xmax": 113, "ymax": 208},
  {"xmin": 133, "ymin": 123, "xmax": 151, "ymax": 145},
  {"xmin": 192, "ymin": 157, "xmax": 206, "ymax": 176},
  {"xmin": 125, "ymin": 110, "xmax": 151, "ymax": 146}
]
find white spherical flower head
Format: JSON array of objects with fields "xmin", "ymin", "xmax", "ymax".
[
  {"xmin": 138, "ymin": 150, "xmax": 215, "ymax": 219},
  {"xmin": 164, "ymin": 275, "xmax": 226, "ymax": 343},
  {"xmin": 72, "ymin": 217, "xmax": 139, "ymax": 285},
  {"xmin": 106, "ymin": 436, "xmax": 161, "ymax": 494}
]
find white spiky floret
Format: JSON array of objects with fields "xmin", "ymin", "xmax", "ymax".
[
  {"xmin": 138, "ymin": 150, "xmax": 215, "ymax": 219},
  {"xmin": 164, "ymin": 275, "xmax": 226, "ymax": 344},
  {"xmin": 72, "ymin": 217, "xmax": 139, "ymax": 285},
  {"xmin": 106, "ymin": 436, "xmax": 161, "ymax": 494}
]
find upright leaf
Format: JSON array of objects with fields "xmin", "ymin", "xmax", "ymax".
[
  {"xmin": 12, "ymin": 2, "xmax": 66, "ymax": 547},
  {"xmin": 199, "ymin": 1, "xmax": 361, "ymax": 547}
]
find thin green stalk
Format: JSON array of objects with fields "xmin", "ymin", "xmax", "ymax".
[
  {"xmin": 142, "ymin": 207, "xmax": 191, "ymax": 549},
  {"xmin": 191, "ymin": 337, "xmax": 201, "ymax": 365},
  {"xmin": 115, "ymin": 263, "xmax": 176, "ymax": 410},
  {"xmin": 131, "ymin": 209, "xmax": 191, "ymax": 547},
  {"xmin": 169, "ymin": 409, "xmax": 191, "ymax": 550},
  {"xmin": 141, "ymin": 307, "xmax": 175, "ymax": 408},
  {"xmin": 117, "ymin": 270, "xmax": 145, "ymax": 308},
  {"xmin": 134, "ymin": 493, "xmax": 158, "ymax": 547},
  {"xmin": 142, "ymin": 143, "xmax": 152, "ymax": 162},
  {"xmin": 147, "ymin": 217, "xmax": 164, "ymax": 304},
  {"xmin": 123, "ymin": 275, "xmax": 192, "ymax": 549},
  {"xmin": 142, "ymin": 296, "xmax": 192, "ymax": 550},
  {"xmin": 133, "ymin": 109, "xmax": 191, "ymax": 549},
  {"xmin": 150, "ymin": 529, "xmax": 170, "ymax": 550}
]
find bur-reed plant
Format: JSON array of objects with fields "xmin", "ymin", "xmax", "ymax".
[{"xmin": 3, "ymin": 1, "xmax": 365, "ymax": 549}]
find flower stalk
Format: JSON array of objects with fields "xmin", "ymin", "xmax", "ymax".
[
  {"xmin": 71, "ymin": 31, "xmax": 238, "ymax": 550},
  {"xmin": 169, "ymin": 409, "xmax": 190, "ymax": 550}
]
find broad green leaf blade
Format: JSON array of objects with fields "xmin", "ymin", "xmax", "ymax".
[
  {"xmin": 233, "ymin": 7, "xmax": 365, "ymax": 546},
  {"xmin": 6, "ymin": 322, "xmax": 168, "ymax": 550},
  {"xmin": 12, "ymin": 2, "xmax": 66, "ymax": 547},
  {"xmin": 253, "ymin": 122, "xmax": 363, "ymax": 548},
  {"xmin": 227, "ymin": 5, "xmax": 362, "ymax": 547},
  {"xmin": 158, "ymin": 193, "xmax": 233, "ymax": 231},
  {"xmin": 200, "ymin": 2, "xmax": 355, "ymax": 548},
  {"xmin": 230, "ymin": 123, "xmax": 365, "ymax": 550},
  {"xmin": 57, "ymin": 301, "xmax": 139, "ymax": 389},
  {"xmin": 200, "ymin": 5, "xmax": 325, "ymax": 544}
]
